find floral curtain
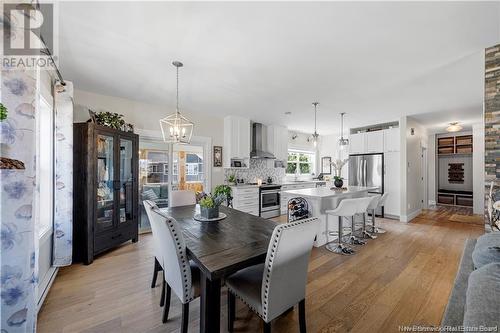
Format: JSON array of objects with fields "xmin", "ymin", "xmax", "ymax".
[
  {"xmin": 1, "ymin": 70, "xmax": 38, "ymax": 332},
  {"xmin": 52, "ymin": 81, "xmax": 73, "ymax": 266}
]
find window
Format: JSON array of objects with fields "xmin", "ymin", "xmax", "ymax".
[
  {"xmin": 185, "ymin": 153, "xmax": 203, "ymax": 182},
  {"xmin": 37, "ymin": 96, "xmax": 54, "ymax": 238},
  {"xmin": 286, "ymin": 150, "xmax": 315, "ymax": 175}
]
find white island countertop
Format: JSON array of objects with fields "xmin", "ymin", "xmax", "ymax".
[{"xmin": 283, "ymin": 186, "xmax": 378, "ymax": 199}]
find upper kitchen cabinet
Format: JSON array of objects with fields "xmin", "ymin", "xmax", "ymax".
[
  {"xmin": 267, "ymin": 125, "xmax": 288, "ymax": 161},
  {"xmin": 383, "ymin": 127, "xmax": 400, "ymax": 152},
  {"xmin": 223, "ymin": 116, "xmax": 251, "ymax": 168},
  {"xmin": 349, "ymin": 133, "xmax": 365, "ymax": 154},
  {"xmin": 365, "ymin": 131, "xmax": 384, "ymax": 153}
]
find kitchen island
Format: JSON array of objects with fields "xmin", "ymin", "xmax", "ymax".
[{"xmin": 283, "ymin": 186, "xmax": 377, "ymax": 247}]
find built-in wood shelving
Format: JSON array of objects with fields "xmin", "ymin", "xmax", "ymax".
[{"xmin": 437, "ymin": 135, "xmax": 472, "ymax": 155}]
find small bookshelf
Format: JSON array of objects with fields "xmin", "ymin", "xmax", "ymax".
[{"xmin": 437, "ymin": 135, "xmax": 472, "ymax": 155}]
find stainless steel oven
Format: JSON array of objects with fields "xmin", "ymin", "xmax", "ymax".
[{"xmin": 260, "ymin": 185, "xmax": 281, "ymax": 218}]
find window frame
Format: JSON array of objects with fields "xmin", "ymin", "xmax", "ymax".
[{"xmin": 286, "ymin": 149, "xmax": 316, "ymax": 176}]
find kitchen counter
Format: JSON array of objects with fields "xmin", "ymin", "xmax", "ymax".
[
  {"xmin": 282, "ymin": 186, "xmax": 376, "ymax": 198},
  {"xmin": 229, "ymin": 180, "xmax": 326, "ymax": 188}
]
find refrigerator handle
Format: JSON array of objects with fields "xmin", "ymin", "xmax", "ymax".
[{"xmin": 364, "ymin": 158, "xmax": 367, "ymax": 186}]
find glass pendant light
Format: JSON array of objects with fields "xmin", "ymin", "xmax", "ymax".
[
  {"xmin": 160, "ymin": 61, "xmax": 194, "ymax": 144},
  {"xmin": 312, "ymin": 102, "xmax": 320, "ymax": 147},
  {"xmin": 338, "ymin": 112, "xmax": 349, "ymax": 150}
]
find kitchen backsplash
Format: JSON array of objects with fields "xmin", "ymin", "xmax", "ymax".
[{"xmin": 224, "ymin": 159, "xmax": 286, "ymax": 183}]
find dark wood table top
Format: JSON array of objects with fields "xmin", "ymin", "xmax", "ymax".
[{"xmin": 161, "ymin": 205, "xmax": 277, "ymax": 280}]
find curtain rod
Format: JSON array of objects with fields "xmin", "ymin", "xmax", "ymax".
[{"xmin": 39, "ymin": 35, "xmax": 66, "ymax": 86}]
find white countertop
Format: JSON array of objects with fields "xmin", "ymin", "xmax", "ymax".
[
  {"xmin": 282, "ymin": 186, "xmax": 377, "ymax": 198},
  {"xmin": 229, "ymin": 180, "xmax": 326, "ymax": 189}
]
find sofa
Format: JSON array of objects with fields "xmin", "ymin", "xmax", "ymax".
[{"xmin": 441, "ymin": 232, "xmax": 500, "ymax": 329}]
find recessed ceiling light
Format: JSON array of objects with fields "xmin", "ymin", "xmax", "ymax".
[
  {"xmin": 285, "ymin": 111, "xmax": 292, "ymax": 115},
  {"xmin": 446, "ymin": 122, "xmax": 462, "ymax": 132}
]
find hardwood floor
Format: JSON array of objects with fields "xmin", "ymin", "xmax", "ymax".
[{"xmin": 38, "ymin": 209, "xmax": 484, "ymax": 333}]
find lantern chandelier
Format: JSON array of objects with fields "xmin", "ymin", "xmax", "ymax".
[{"xmin": 160, "ymin": 61, "xmax": 194, "ymax": 144}]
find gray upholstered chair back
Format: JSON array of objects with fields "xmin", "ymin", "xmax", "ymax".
[
  {"xmin": 144, "ymin": 200, "xmax": 163, "ymax": 268},
  {"xmin": 261, "ymin": 217, "xmax": 318, "ymax": 322},
  {"xmin": 145, "ymin": 201, "xmax": 194, "ymax": 304}
]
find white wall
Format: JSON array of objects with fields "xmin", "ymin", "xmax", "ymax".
[
  {"xmin": 473, "ymin": 123, "xmax": 485, "ymax": 215},
  {"xmin": 73, "ymin": 89, "xmax": 225, "ymax": 190},
  {"xmin": 401, "ymin": 116, "xmax": 428, "ymax": 222},
  {"xmin": 318, "ymin": 134, "xmax": 348, "ymax": 179}
]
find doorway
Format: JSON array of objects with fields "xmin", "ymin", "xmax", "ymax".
[
  {"xmin": 172, "ymin": 143, "xmax": 208, "ymax": 193},
  {"xmin": 421, "ymin": 146, "xmax": 428, "ymax": 210}
]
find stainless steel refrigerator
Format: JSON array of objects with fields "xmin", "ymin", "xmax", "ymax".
[{"xmin": 348, "ymin": 153, "xmax": 384, "ymax": 214}]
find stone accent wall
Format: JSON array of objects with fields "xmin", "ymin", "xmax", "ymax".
[{"xmin": 484, "ymin": 44, "xmax": 500, "ymax": 231}]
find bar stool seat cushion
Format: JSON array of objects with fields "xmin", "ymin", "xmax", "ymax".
[{"xmin": 226, "ymin": 263, "xmax": 264, "ymax": 317}]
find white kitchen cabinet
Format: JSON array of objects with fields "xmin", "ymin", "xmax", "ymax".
[
  {"xmin": 232, "ymin": 187, "xmax": 259, "ymax": 216},
  {"xmin": 383, "ymin": 151, "xmax": 400, "ymax": 217},
  {"xmin": 223, "ymin": 116, "xmax": 251, "ymax": 168},
  {"xmin": 383, "ymin": 127, "xmax": 400, "ymax": 152},
  {"xmin": 365, "ymin": 131, "xmax": 384, "ymax": 153},
  {"xmin": 267, "ymin": 125, "xmax": 288, "ymax": 161},
  {"xmin": 349, "ymin": 133, "xmax": 365, "ymax": 154}
]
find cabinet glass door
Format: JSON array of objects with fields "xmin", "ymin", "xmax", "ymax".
[
  {"xmin": 119, "ymin": 139, "xmax": 134, "ymax": 223},
  {"xmin": 96, "ymin": 134, "xmax": 114, "ymax": 231}
]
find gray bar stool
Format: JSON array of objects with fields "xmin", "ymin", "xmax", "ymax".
[{"xmin": 367, "ymin": 193, "xmax": 389, "ymax": 234}]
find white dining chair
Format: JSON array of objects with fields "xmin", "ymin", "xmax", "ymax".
[
  {"xmin": 226, "ymin": 217, "xmax": 318, "ymax": 333},
  {"xmin": 170, "ymin": 190, "xmax": 196, "ymax": 207},
  {"xmin": 144, "ymin": 201, "xmax": 166, "ymax": 305},
  {"xmin": 144, "ymin": 200, "xmax": 200, "ymax": 332}
]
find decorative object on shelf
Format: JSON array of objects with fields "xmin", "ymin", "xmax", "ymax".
[
  {"xmin": 214, "ymin": 184, "xmax": 233, "ymax": 207},
  {"xmin": 94, "ymin": 111, "xmax": 126, "ymax": 129},
  {"xmin": 321, "ymin": 156, "xmax": 332, "ymax": 174},
  {"xmin": 287, "ymin": 197, "xmax": 309, "ymax": 223},
  {"xmin": 311, "ymin": 102, "xmax": 320, "ymax": 147},
  {"xmin": 448, "ymin": 163, "xmax": 464, "ymax": 183},
  {"xmin": 213, "ymin": 146, "xmax": 222, "ymax": 167},
  {"xmin": 446, "ymin": 122, "xmax": 463, "ymax": 132},
  {"xmin": 338, "ymin": 112, "xmax": 349, "ymax": 151},
  {"xmin": 199, "ymin": 193, "xmax": 226, "ymax": 220},
  {"xmin": 159, "ymin": 61, "xmax": 194, "ymax": 144}
]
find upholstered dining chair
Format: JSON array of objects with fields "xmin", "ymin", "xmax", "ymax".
[
  {"xmin": 226, "ymin": 217, "xmax": 318, "ymax": 333},
  {"xmin": 170, "ymin": 190, "xmax": 196, "ymax": 207},
  {"xmin": 143, "ymin": 200, "xmax": 200, "ymax": 333},
  {"xmin": 144, "ymin": 200, "xmax": 165, "ymax": 296},
  {"xmin": 148, "ymin": 190, "xmax": 197, "ymax": 294}
]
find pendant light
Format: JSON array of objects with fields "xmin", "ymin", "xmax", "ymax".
[
  {"xmin": 446, "ymin": 122, "xmax": 462, "ymax": 133},
  {"xmin": 312, "ymin": 102, "xmax": 320, "ymax": 147},
  {"xmin": 338, "ymin": 112, "xmax": 349, "ymax": 150},
  {"xmin": 160, "ymin": 61, "xmax": 194, "ymax": 144}
]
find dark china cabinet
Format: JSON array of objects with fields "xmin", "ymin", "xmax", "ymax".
[{"xmin": 73, "ymin": 122, "xmax": 139, "ymax": 264}]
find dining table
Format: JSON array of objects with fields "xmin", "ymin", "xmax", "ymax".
[{"xmin": 161, "ymin": 204, "xmax": 277, "ymax": 333}]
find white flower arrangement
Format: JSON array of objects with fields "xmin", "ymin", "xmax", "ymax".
[{"xmin": 330, "ymin": 158, "xmax": 349, "ymax": 179}]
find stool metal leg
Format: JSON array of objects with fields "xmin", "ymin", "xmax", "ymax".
[
  {"xmin": 326, "ymin": 216, "xmax": 355, "ymax": 255},
  {"xmin": 345, "ymin": 216, "xmax": 366, "ymax": 245},
  {"xmin": 361, "ymin": 212, "xmax": 377, "ymax": 239},
  {"xmin": 367, "ymin": 209, "xmax": 386, "ymax": 234}
]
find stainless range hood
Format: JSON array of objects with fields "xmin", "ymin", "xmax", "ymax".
[{"xmin": 250, "ymin": 123, "xmax": 276, "ymax": 159}]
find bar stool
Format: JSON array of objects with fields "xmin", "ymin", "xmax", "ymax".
[
  {"xmin": 359, "ymin": 196, "xmax": 380, "ymax": 240},
  {"xmin": 344, "ymin": 196, "xmax": 374, "ymax": 246},
  {"xmin": 367, "ymin": 193, "xmax": 389, "ymax": 234},
  {"xmin": 325, "ymin": 197, "xmax": 371, "ymax": 255}
]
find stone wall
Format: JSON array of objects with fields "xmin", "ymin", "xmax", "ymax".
[{"xmin": 484, "ymin": 44, "xmax": 500, "ymax": 231}]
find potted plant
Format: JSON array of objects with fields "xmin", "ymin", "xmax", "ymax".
[
  {"xmin": 199, "ymin": 193, "xmax": 226, "ymax": 219},
  {"xmin": 214, "ymin": 184, "xmax": 232, "ymax": 207},
  {"xmin": 227, "ymin": 174, "xmax": 237, "ymax": 186},
  {"xmin": 0, "ymin": 103, "xmax": 25, "ymax": 170},
  {"xmin": 331, "ymin": 158, "xmax": 349, "ymax": 188}
]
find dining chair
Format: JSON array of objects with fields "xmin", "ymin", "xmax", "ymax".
[
  {"xmin": 170, "ymin": 190, "xmax": 196, "ymax": 207},
  {"xmin": 144, "ymin": 200, "xmax": 200, "ymax": 332},
  {"xmin": 143, "ymin": 200, "xmax": 165, "ymax": 298},
  {"xmin": 226, "ymin": 217, "xmax": 318, "ymax": 333}
]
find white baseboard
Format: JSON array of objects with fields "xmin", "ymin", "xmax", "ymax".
[
  {"xmin": 400, "ymin": 209, "xmax": 422, "ymax": 223},
  {"xmin": 37, "ymin": 267, "xmax": 58, "ymax": 312},
  {"xmin": 428, "ymin": 200, "xmax": 436, "ymax": 206}
]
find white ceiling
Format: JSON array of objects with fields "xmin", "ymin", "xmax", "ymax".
[{"xmin": 58, "ymin": 1, "xmax": 500, "ymax": 134}]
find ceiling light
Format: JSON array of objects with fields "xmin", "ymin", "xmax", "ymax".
[
  {"xmin": 312, "ymin": 102, "xmax": 319, "ymax": 147},
  {"xmin": 338, "ymin": 112, "xmax": 349, "ymax": 150},
  {"xmin": 285, "ymin": 111, "xmax": 292, "ymax": 115},
  {"xmin": 159, "ymin": 61, "xmax": 194, "ymax": 144},
  {"xmin": 446, "ymin": 122, "xmax": 462, "ymax": 133}
]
